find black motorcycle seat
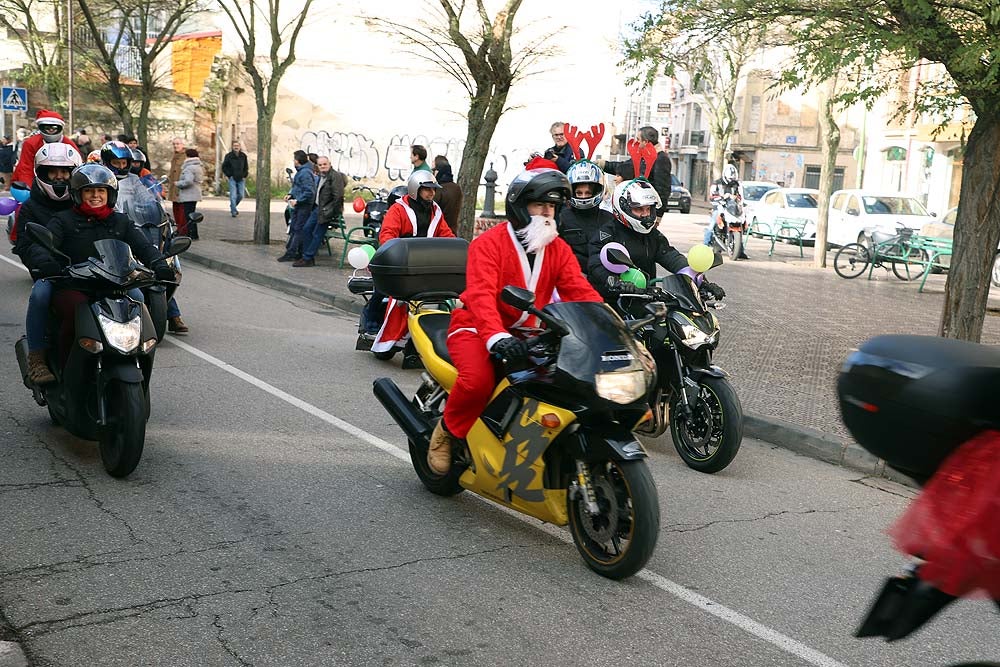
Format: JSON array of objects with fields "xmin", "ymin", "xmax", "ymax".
[{"xmin": 416, "ymin": 313, "xmax": 453, "ymax": 366}]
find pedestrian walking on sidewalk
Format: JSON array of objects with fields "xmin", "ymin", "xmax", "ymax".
[
  {"xmin": 222, "ymin": 140, "xmax": 249, "ymax": 217},
  {"xmin": 278, "ymin": 150, "xmax": 316, "ymax": 262},
  {"xmin": 167, "ymin": 137, "xmax": 188, "ymax": 235},
  {"xmin": 432, "ymin": 155, "xmax": 463, "ymax": 231},
  {"xmin": 175, "ymin": 148, "xmax": 204, "ymax": 239},
  {"xmin": 295, "ymin": 155, "xmax": 348, "ymax": 267},
  {"xmin": 0, "ymin": 136, "xmax": 14, "ymax": 190}
]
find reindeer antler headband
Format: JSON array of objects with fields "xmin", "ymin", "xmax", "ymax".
[{"xmin": 563, "ymin": 122, "xmax": 606, "ymax": 161}]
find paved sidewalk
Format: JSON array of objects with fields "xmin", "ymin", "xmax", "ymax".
[{"xmin": 183, "ymin": 197, "xmax": 1000, "ymax": 481}]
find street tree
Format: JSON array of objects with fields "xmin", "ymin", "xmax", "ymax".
[
  {"xmin": 0, "ymin": 0, "xmax": 69, "ymax": 112},
  {"xmin": 216, "ymin": 0, "xmax": 315, "ymax": 245},
  {"xmin": 628, "ymin": 0, "xmax": 1000, "ymax": 343},
  {"xmin": 369, "ymin": 0, "xmax": 547, "ymax": 240},
  {"xmin": 623, "ymin": 13, "xmax": 760, "ymax": 183},
  {"xmin": 75, "ymin": 0, "xmax": 207, "ymax": 148}
]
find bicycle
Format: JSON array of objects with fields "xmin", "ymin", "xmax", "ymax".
[{"xmin": 833, "ymin": 224, "xmax": 929, "ymax": 281}]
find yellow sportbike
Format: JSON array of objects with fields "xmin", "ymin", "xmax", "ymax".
[{"xmin": 371, "ymin": 238, "xmax": 665, "ymax": 579}]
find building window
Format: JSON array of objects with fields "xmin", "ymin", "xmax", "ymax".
[{"xmin": 804, "ymin": 165, "xmax": 845, "ymax": 191}]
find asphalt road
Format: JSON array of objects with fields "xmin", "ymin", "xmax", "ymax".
[{"xmin": 0, "ymin": 252, "xmax": 997, "ymax": 667}]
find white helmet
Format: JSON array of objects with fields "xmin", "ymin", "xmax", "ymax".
[
  {"xmin": 565, "ymin": 160, "xmax": 604, "ymax": 210},
  {"xmin": 34, "ymin": 143, "xmax": 82, "ymax": 201},
  {"xmin": 406, "ymin": 170, "xmax": 441, "ymax": 198},
  {"xmin": 612, "ymin": 179, "xmax": 661, "ymax": 234},
  {"xmin": 722, "ymin": 164, "xmax": 738, "ymax": 184}
]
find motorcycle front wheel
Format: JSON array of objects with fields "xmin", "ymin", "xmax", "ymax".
[
  {"xmin": 567, "ymin": 459, "xmax": 659, "ymax": 580},
  {"xmin": 670, "ymin": 376, "xmax": 743, "ymax": 473},
  {"xmin": 98, "ymin": 381, "xmax": 147, "ymax": 478}
]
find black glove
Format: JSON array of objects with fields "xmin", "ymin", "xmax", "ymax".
[
  {"xmin": 153, "ymin": 263, "xmax": 175, "ymax": 282},
  {"xmin": 607, "ymin": 276, "xmax": 651, "ymax": 296},
  {"xmin": 491, "ymin": 336, "xmax": 529, "ymax": 365},
  {"xmin": 701, "ymin": 281, "xmax": 726, "ymax": 300}
]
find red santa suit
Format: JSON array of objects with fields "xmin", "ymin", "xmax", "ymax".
[
  {"xmin": 371, "ymin": 195, "xmax": 455, "ymax": 354},
  {"xmin": 13, "ymin": 110, "xmax": 79, "ymax": 186},
  {"xmin": 442, "ymin": 221, "xmax": 603, "ymax": 438}
]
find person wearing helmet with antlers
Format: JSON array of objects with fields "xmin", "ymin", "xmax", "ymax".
[
  {"xmin": 557, "ymin": 122, "xmax": 614, "ymax": 272},
  {"xmin": 601, "ymin": 126, "xmax": 672, "ymax": 222},
  {"xmin": 587, "ymin": 140, "xmax": 726, "ymax": 303}
]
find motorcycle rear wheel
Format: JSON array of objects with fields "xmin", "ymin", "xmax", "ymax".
[
  {"xmin": 567, "ymin": 460, "xmax": 659, "ymax": 580},
  {"xmin": 98, "ymin": 381, "xmax": 147, "ymax": 478},
  {"xmin": 408, "ymin": 435, "xmax": 465, "ymax": 497},
  {"xmin": 670, "ymin": 376, "xmax": 743, "ymax": 473}
]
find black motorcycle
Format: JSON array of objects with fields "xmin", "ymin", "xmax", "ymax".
[
  {"xmin": 350, "ymin": 182, "xmax": 401, "ymax": 239},
  {"xmin": 606, "ymin": 248, "xmax": 743, "ymax": 473},
  {"xmin": 711, "ymin": 194, "xmax": 748, "ymax": 260},
  {"xmin": 14, "ymin": 224, "xmax": 190, "ymax": 478}
]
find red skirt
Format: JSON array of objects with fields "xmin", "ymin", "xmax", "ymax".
[{"xmin": 890, "ymin": 430, "xmax": 1000, "ymax": 598}]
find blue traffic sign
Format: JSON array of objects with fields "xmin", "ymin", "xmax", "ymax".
[{"xmin": 2, "ymin": 87, "xmax": 27, "ymax": 112}]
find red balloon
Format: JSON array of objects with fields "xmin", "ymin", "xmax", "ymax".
[{"xmin": 353, "ymin": 197, "xmax": 365, "ymax": 213}]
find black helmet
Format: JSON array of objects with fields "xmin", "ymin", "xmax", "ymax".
[
  {"xmin": 100, "ymin": 141, "xmax": 132, "ymax": 177},
  {"xmin": 387, "ymin": 185, "xmax": 408, "ymax": 208},
  {"xmin": 129, "ymin": 147, "xmax": 147, "ymax": 175},
  {"xmin": 505, "ymin": 168, "xmax": 571, "ymax": 228},
  {"xmin": 70, "ymin": 163, "xmax": 119, "ymax": 208}
]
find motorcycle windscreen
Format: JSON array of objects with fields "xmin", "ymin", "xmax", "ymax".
[
  {"xmin": 90, "ymin": 239, "xmax": 145, "ymax": 284},
  {"xmin": 542, "ymin": 301, "xmax": 652, "ymax": 383},
  {"xmin": 658, "ymin": 274, "xmax": 703, "ymax": 312}
]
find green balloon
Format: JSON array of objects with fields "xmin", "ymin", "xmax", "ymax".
[{"xmin": 621, "ymin": 268, "xmax": 647, "ymax": 289}]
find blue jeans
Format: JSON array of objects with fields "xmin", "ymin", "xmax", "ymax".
[
  {"xmin": 167, "ymin": 296, "xmax": 181, "ymax": 318},
  {"xmin": 284, "ymin": 203, "xmax": 314, "ymax": 258},
  {"xmin": 27, "ymin": 280, "xmax": 143, "ymax": 351},
  {"xmin": 301, "ymin": 209, "xmax": 328, "ymax": 261},
  {"xmin": 229, "ymin": 178, "xmax": 245, "ymax": 215}
]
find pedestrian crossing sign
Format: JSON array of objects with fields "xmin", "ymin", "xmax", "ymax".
[{"xmin": 2, "ymin": 87, "xmax": 27, "ymax": 112}]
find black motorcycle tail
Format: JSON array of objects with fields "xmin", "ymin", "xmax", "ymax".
[
  {"xmin": 373, "ymin": 378, "xmax": 432, "ymax": 447},
  {"xmin": 855, "ymin": 574, "xmax": 957, "ymax": 642}
]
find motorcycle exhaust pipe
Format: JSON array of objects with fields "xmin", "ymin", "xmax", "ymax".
[
  {"xmin": 373, "ymin": 377, "xmax": 432, "ymax": 447},
  {"xmin": 14, "ymin": 336, "xmax": 31, "ymax": 389}
]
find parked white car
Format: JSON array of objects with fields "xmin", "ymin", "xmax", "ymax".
[
  {"xmin": 750, "ymin": 188, "xmax": 820, "ymax": 243},
  {"xmin": 827, "ymin": 190, "xmax": 938, "ymax": 248},
  {"xmin": 920, "ymin": 207, "xmax": 1000, "ymax": 286},
  {"xmin": 740, "ymin": 181, "xmax": 781, "ymax": 219}
]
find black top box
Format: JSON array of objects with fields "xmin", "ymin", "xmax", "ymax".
[
  {"xmin": 837, "ymin": 334, "xmax": 1000, "ymax": 483},
  {"xmin": 369, "ymin": 237, "xmax": 468, "ymax": 301}
]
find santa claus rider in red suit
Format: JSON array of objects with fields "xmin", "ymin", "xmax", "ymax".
[
  {"xmin": 428, "ymin": 158, "xmax": 603, "ymax": 475},
  {"xmin": 371, "ymin": 170, "xmax": 455, "ymax": 356}
]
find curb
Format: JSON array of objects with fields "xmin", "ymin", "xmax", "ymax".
[{"xmin": 184, "ymin": 250, "xmax": 914, "ymax": 487}]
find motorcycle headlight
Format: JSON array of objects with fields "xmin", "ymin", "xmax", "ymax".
[
  {"xmin": 98, "ymin": 314, "xmax": 141, "ymax": 353},
  {"xmin": 595, "ymin": 370, "xmax": 648, "ymax": 405},
  {"xmin": 672, "ymin": 312, "xmax": 717, "ymax": 349}
]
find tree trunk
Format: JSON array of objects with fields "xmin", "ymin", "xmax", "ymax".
[
  {"xmin": 939, "ymin": 115, "xmax": 1000, "ymax": 342},
  {"xmin": 813, "ymin": 78, "xmax": 840, "ymax": 269},
  {"xmin": 455, "ymin": 87, "xmax": 508, "ymax": 240},
  {"xmin": 253, "ymin": 101, "xmax": 273, "ymax": 245}
]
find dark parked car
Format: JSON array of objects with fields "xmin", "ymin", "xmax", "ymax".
[{"xmin": 666, "ymin": 174, "xmax": 691, "ymax": 214}]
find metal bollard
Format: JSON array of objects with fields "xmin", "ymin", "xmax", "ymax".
[{"xmin": 481, "ymin": 162, "xmax": 498, "ymax": 219}]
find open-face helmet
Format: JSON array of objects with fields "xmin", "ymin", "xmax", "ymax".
[
  {"xmin": 69, "ymin": 163, "xmax": 119, "ymax": 208},
  {"xmin": 505, "ymin": 168, "xmax": 571, "ymax": 228},
  {"xmin": 565, "ymin": 160, "xmax": 604, "ymax": 210},
  {"xmin": 612, "ymin": 179, "xmax": 661, "ymax": 234},
  {"xmin": 34, "ymin": 143, "xmax": 82, "ymax": 201},
  {"xmin": 406, "ymin": 170, "xmax": 440, "ymax": 199}
]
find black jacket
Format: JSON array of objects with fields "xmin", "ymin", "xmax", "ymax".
[
  {"xmin": 11, "ymin": 182, "xmax": 74, "ymax": 274},
  {"xmin": 222, "ymin": 150, "xmax": 249, "ymax": 180},
  {"xmin": 24, "ymin": 207, "xmax": 169, "ymax": 278},
  {"xmin": 544, "ymin": 143, "xmax": 576, "ymax": 173},
  {"xmin": 557, "ymin": 205, "xmax": 614, "ymax": 272},
  {"xmin": 586, "ymin": 218, "xmax": 688, "ymax": 300},
  {"xmin": 317, "ymin": 169, "xmax": 348, "ymax": 224},
  {"xmin": 0, "ymin": 144, "xmax": 14, "ymax": 172}
]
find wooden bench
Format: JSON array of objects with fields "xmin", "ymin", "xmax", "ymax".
[
  {"xmin": 323, "ymin": 215, "xmax": 378, "ymax": 268},
  {"xmin": 748, "ymin": 217, "xmax": 810, "ymax": 258}
]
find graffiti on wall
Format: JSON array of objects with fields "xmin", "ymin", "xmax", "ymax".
[{"xmin": 300, "ymin": 128, "xmax": 538, "ymax": 188}]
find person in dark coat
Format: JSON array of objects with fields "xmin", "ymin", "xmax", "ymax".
[
  {"xmin": 602, "ymin": 126, "xmax": 672, "ymax": 219},
  {"xmin": 0, "ymin": 136, "xmax": 15, "ymax": 188},
  {"xmin": 432, "ymin": 155, "xmax": 463, "ymax": 231},
  {"xmin": 221, "ymin": 140, "xmax": 250, "ymax": 217},
  {"xmin": 542, "ymin": 122, "xmax": 575, "ymax": 173}
]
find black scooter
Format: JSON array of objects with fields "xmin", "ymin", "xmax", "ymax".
[{"xmin": 14, "ymin": 223, "xmax": 191, "ymax": 478}]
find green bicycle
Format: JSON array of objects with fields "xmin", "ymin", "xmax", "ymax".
[{"xmin": 833, "ymin": 225, "xmax": 929, "ymax": 281}]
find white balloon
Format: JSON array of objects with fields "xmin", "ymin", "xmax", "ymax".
[{"xmin": 347, "ymin": 246, "xmax": 371, "ymax": 269}]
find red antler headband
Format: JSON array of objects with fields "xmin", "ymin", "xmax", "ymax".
[
  {"xmin": 627, "ymin": 138, "xmax": 657, "ymax": 179},
  {"xmin": 563, "ymin": 122, "xmax": 607, "ymax": 161}
]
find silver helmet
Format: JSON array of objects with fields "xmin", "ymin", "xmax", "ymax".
[{"xmin": 406, "ymin": 170, "xmax": 441, "ymax": 198}]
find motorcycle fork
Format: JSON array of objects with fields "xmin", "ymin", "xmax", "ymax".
[
  {"xmin": 94, "ymin": 357, "xmax": 109, "ymax": 426},
  {"xmin": 572, "ymin": 460, "xmax": 600, "ymax": 515}
]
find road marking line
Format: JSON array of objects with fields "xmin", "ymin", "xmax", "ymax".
[
  {"xmin": 165, "ymin": 335, "xmax": 848, "ymax": 667},
  {"xmin": 1, "ymin": 253, "xmax": 28, "ymax": 272}
]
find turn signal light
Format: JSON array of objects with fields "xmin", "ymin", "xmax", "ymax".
[
  {"xmin": 540, "ymin": 413, "xmax": 561, "ymax": 429},
  {"xmin": 78, "ymin": 337, "xmax": 103, "ymax": 354}
]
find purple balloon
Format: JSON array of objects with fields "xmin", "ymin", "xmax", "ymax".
[
  {"xmin": 0, "ymin": 197, "xmax": 17, "ymax": 216},
  {"xmin": 600, "ymin": 242, "xmax": 631, "ymax": 274}
]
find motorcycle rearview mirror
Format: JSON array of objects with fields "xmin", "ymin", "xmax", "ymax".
[
  {"xmin": 285, "ymin": 167, "xmax": 293, "ymax": 176},
  {"xmin": 501, "ymin": 285, "xmax": 536, "ymax": 312},
  {"xmin": 164, "ymin": 236, "xmax": 192, "ymax": 258},
  {"xmin": 26, "ymin": 222, "xmax": 71, "ymax": 263},
  {"xmin": 644, "ymin": 301, "xmax": 668, "ymax": 319},
  {"xmin": 606, "ymin": 248, "xmax": 636, "ymax": 269},
  {"xmin": 187, "ymin": 211, "xmax": 204, "ymax": 224}
]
